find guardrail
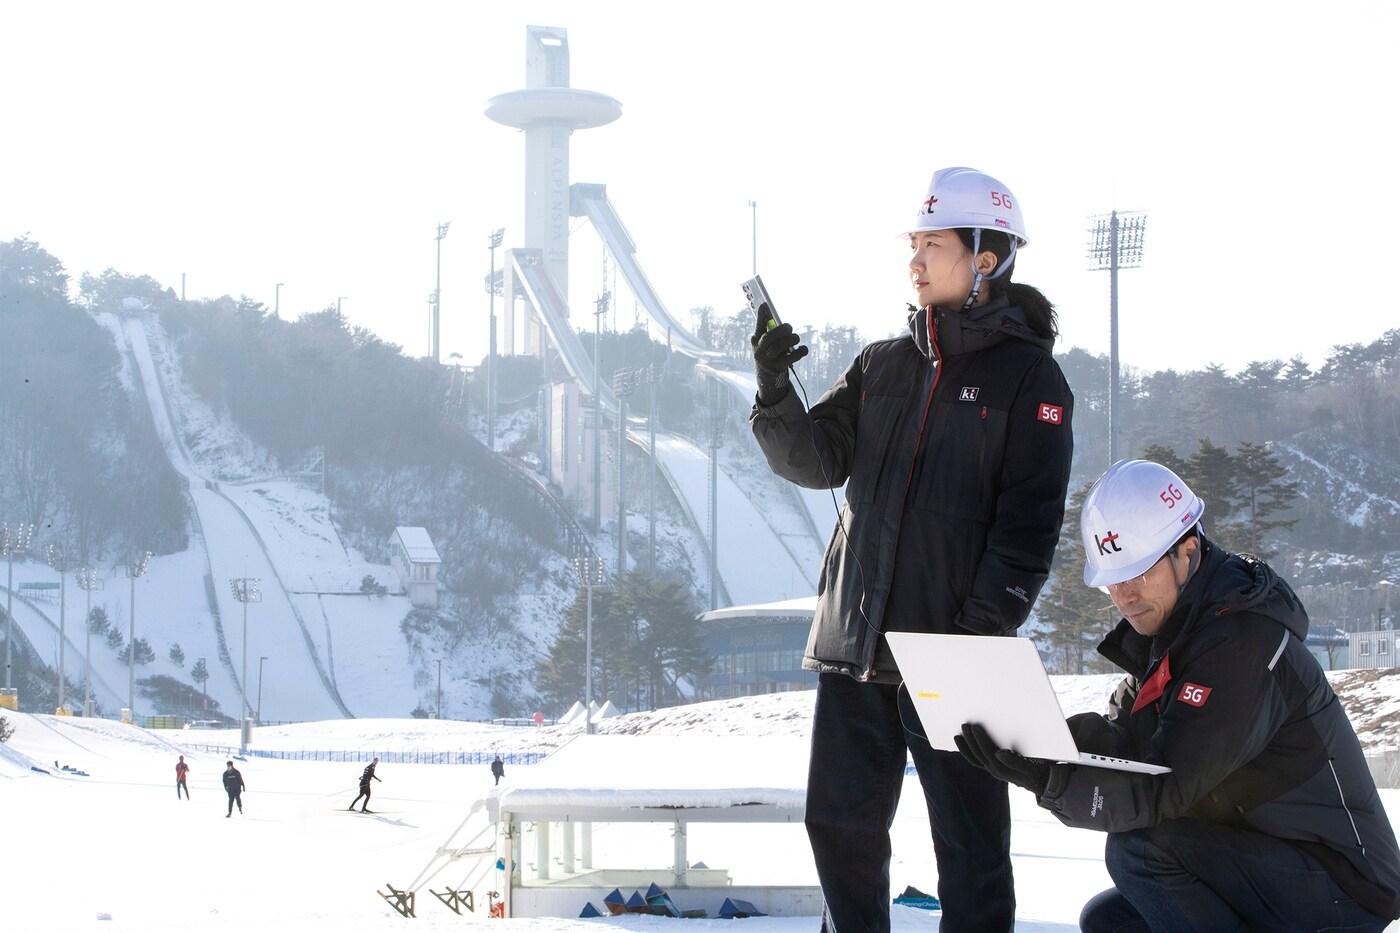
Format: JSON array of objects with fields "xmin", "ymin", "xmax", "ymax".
[{"xmin": 175, "ymin": 745, "xmax": 545, "ymax": 766}]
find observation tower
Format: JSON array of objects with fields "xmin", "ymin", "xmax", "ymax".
[{"xmin": 485, "ymin": 26, "xmax": 621, "ymax": 354}]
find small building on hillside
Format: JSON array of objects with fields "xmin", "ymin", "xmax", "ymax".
[
  {"xmin": 389, "ymin": 526, "xmax": 441, "ymax": 609},
  {"xmin": 697, "ymin": 597, "xmax": 818, "ymax": 700},
  {"xmin": 1347, "ymin": 628, "xmax": 1400, "ymax": 671}
]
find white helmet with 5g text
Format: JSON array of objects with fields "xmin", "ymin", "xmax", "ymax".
[
  {"xmin": 1081, "ymin": 459, "xmax": 1206, "ymax": 588},
  {"xmin": 906, "ymin": 166, "xmax": 1028, "ymax": 246}
]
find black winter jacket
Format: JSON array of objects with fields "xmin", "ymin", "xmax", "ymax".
[
  {"xmin": 750, "ymin": 289, "xmax": 1074, "ymax": 681},
  {"xmin": 1039, "ymin": 539, "xmax": 1400, "ymax": 919},
  {"xmin": 222, "ymin": 767, "xmax": 244, "ymax": 794}
]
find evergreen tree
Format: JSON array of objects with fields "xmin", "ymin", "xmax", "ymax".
[
  {"xmin": 1038, "ymin": 483, "xmax": 1115, "ymax": 674},
  {"xmin": 617, "ymin": 571, "xmax": 710, "ymax": 709},
  {"xmin": 168, "ymin": 642, "xmax": 185, "ymax": 667},
  {"xmin": 125, "ymin": 637, "xmax": 155, "ymax": 666},
  {"xmin": 1184, "ymin": 439, "xmax": 1244, "ymax": 550},
  {"xmin": 87, "ymin": 606, "xmax": 110, "ymax": 635},
  {"xmin": 105, "ymin": 627, "xmax": 124, "ymax": 652},
  {"xmin": 190, "ymin": 657, "xmax": 210, "ymax": 696},
  {"xmin": 1233, "ymin": 442, "xmax": 1300, "ymax": 558},
  {"xmin": 1141, "ymin": 444, "xmax": 1189, "ymax": 478}
]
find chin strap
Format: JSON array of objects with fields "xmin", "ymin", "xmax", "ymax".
[{"xmin": 961, "ymin": 227, "xmax": 1019, "ymax": 310}]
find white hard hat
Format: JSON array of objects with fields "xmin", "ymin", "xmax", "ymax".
[
  {"xmin": 906, "ymin": 166, "xmax": 1029, "ymax": 247},
  {"xmin": 1081, "ymin": 459, "xmax": 1206, "ymax": 588}
]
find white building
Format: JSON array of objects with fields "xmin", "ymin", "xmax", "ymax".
[
  {"xmin": 389, "ymin": 526, "xmax": 441, "ymax": 609},
  {"xmin": 1348, "ymin": 629, "xmax": 1399, "ymax": 670}
]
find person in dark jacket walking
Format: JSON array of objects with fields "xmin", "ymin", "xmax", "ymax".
[
  {"xmin": 751, "ymin": 167, "xmax": 1074, "ymax": 933},
  {"xmin": 348, "ymin": 757, "xmax": 381, "ymax": 812},
  {"xmin": 221, "ymin": 761, "xmax": 244, "ymax": 817},
  {"xmin": 175, "ymin": 755, "xmax": 190, "ymax": 800},
  {"xmin": 490, "ymin": 754, "xmax": 505, "ymax": 785},
  {"xmin": 957, "ymin": 459, "xmax": 1400, "ymax": 932}
]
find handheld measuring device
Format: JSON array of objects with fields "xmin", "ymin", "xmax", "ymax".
[{"xmin": 741, "ymin": 275, "xmax": 781, "ymax": 331}]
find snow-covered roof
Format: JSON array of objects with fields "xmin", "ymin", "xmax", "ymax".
[
  {"xmin": 391, "ymin": 526, "xmax": 441, "ymax": 564},
  {"xmin": 488, "ymin": 734, "xmax": 807, "ymax": 823},
  {"xmin": 699, "ymin": 596, "xmax": 817, "ymax": 624}
]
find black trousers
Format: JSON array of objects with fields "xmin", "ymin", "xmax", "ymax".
[
  {"xmin": 177, "ymin": 779, "xmax": 189, "ymax": 799},
  {"xmin": 225, "ymin": 789, "xmax": 241, "ymax": 815},
  {"xmin": 350, "ymin": 785, "xmax": 372, "ymax": 810},
  {"xmin": 806, "ymin": 672, "xmax": 1014, "ymax": 933},
  {"xmin": 1080, "ymin": 819, "xmax": 1389, "ymax": 933}
]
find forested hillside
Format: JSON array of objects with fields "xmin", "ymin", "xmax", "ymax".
[{"xmin": 0, "ymin": 240, "xmax": 186, "ymax": 561}]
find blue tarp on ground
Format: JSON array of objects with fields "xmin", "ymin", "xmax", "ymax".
[{"xmin": 718, "ymin": 897, "xmax": 766, "ymax": 919}]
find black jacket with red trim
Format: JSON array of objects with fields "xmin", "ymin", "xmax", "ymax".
[
  {"xmin": 1039, "ymin": 538, "xmax": 1400, "ymax": 919},
  {"xmin": 749, "ymin": 288, "xmax": 1074, "ymax": 682}
]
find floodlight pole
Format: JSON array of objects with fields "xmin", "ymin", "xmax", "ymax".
[
  {"xmin": 1109, "ymin": 213, "xmax": 1121, "ymax": 462},
  {"xmin": 648, "ymin": 366, "xmax": 658, "ymax": 576},
  {"xmin": 3, "ymin": 522, "xmax": 35, "ymax": 691},
  {"xmin": 126, "ymin": 551, "xmax": 152, "ymax": 717},
  {"xmin": 487, "ymin": 228, "xmax": 505, "ymax": 452},
  {"xmin": 592, "ymin": 293, "xmax": 610, "ymax": 533},
  {"xmin": 256, "ymin": 655, "xmax": 268, "ymax": 724},
  {"xmin": 1087, "ymin": 210, "xmax": 1147, "ymax": 465},
  {"xmin": 748, "ymin": 200, "xmax": 758, "ymax": 274},
  {"xmin": 433, "ymin": 221, "xmax": 451, "ymax": 365},
  {"xmin": 230, "ymin": 575, "xmax": 261, "ymax": 753},
  {"xmin": 47, "ymin": 545, "xmax": 68, "ymax": 711},
  {"xmin": 76, "ymin": 567, "xmax": 99, "ymax": 715}
]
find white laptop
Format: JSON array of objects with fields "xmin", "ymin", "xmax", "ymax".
[{"xmin": 885, "ymin": 632, "xmax": 1171, "ymax": 775}]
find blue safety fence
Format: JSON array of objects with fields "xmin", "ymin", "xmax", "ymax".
[{"xmin": 177, "ymin": 745, "xmax": 546, "ymax": 766}]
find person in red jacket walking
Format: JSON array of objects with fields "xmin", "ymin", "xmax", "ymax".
[{"xmin": 175, "ymin": 755, "xmax": 190, "ymax": 800}]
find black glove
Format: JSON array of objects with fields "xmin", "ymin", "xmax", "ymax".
[
  {"xmin": 954, "ymin": 722, "xmax": 1052, "ymax": 795},
  {"xmin": 750, "ymin": 304, "xmax": 808, "ymax": 406}
]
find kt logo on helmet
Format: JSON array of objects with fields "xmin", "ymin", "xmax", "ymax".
[
  {"xmin": 1094, "ymin": 532, "xmax": 1123, "ymax": 556},
  {"xmin": 922, "ymin": 196, "xmax": 938, "ymax": 214}
]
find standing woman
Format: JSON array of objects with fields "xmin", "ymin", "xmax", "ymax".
[{"xmin": 750, "ymin": 167, "xmax": 1074, "ymax": 932}]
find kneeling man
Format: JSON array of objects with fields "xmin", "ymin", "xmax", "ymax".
[{"xmin": 957, "ymin": 459, "xmax": 1400, "ymax": 932}]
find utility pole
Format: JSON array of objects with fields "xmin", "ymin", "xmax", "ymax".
[
  {"xmin": 1087, "ymin": 210, "xmax": 1147, "ymax": 464},
  {"xmin": 2, "ymin": 522, "xmax": 35, "ymax": 692},
  {"xmin": 274, "ymin": 282, "xmax": 284, "ymax": 318},
  {"xmin": 435, "ymin": 658, "xmax": 443, "ymax": 719},
  {"xmin": 125, "ymin": 551, "xmax": 152, "ymax": 719},
  {"xmin": 336, "ymin": 296, "xmax": 347, "ymax": 316},
  {"xmin": 487, "ymin": 228, "xmax": 505, "ymax": 452},
  {"xmin": 196, "ymin": 656, "xmax": 207, "ymax": 710},
  {"xmin": 76, "ymin": 567, "xmax": 100, "ymax": 716},
  {"xmin": 433, "ymin": 221, "xmax": 451, "ymax": 365}
]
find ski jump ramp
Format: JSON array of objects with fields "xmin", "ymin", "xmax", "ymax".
[
  {"xmin": 507, "ymin": 186, "xmax": 842, "ymax": 604},
  {"xmin": 118, "ymin": 316, "xmax": 350, "ymax": 721}
]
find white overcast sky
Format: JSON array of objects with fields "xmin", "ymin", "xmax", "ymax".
[{"xmin": 3, "ymin": 1, "xmax": 1396, "ymax": 376}]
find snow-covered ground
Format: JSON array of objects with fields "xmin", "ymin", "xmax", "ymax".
[
  {"xmin": 0, "ymin": 694, "xmax": 1101, "ymax": 932},
  {"xmin": 7, "ymin": 684, "xmax": 1400, "ymax": 932}
]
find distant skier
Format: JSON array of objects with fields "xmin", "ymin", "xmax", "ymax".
[
  {"xmin": 490, "ymin": 755, "xmax": 504, "ymax": 785},
  {"xmin": 222, "ymin": 760, "xmax": 245, "ymax": 817},
  {"xmin": 175, "ymin": 755, "xmax": 191, "ymax": 800},
  {"xmin": 348, "ymin": 757, "xmax": 381, "ymax": 812}
]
